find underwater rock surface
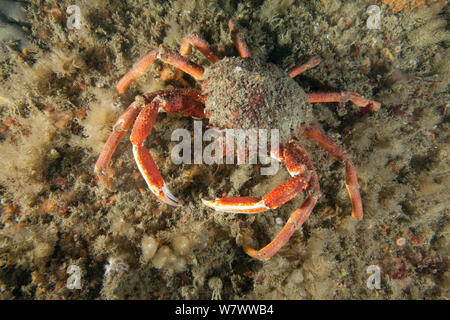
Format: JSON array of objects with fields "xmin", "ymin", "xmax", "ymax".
[{"xmin": 0, "ymin": 0, "xmax": 448, "ymax": 300}]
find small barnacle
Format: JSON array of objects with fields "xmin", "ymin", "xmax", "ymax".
[
  {"xmin": 396, "ymin": 236, "xmax": 407, "ymax": 247},
  {"xmin": 151, "ymin": 246, "xmax": 173, "ymax": 269},
  {"xmin": 104, "ymin": 257, "xmax": 129, "ymax": 277},
  {"xmin": 172, "ymin": 235, "xmax": 191, "ymax": 256},
  {"xmin": 33, "ymin": 241, "xmax": 53, "ymax": 259},
  {"xmin": 141, "ymin": 235, "xmax": 159, "ymax": 263},
  {"xmin": 151, "ymin": 245, "xmax": 187, "ymax": 272}
]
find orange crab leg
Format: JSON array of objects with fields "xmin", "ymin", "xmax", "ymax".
[
  {"xmin": 95, "ymin": 100, "xmax": 142, "ymax": 177},
  {"xmin": 202, "ymin": 197, "xmax": 268, "ymax": 213},
  {"xmin": 244, "ymin": 195, "xmax": 319, "ymax": 261},
  {"xmin": 131, "ymin": 98, "xmax": 178, "ymax": 206},
  {"xmin": 131, "ymin": 91, "xmax": 206, "ymax": 206},
  {"xmin": 202, "ymin": 141, "xmax": 314, "ymax": 213},
  {"xmin": 228, "ymin": 19, "xmax": 250, "ymax": 58},
  {"xmin": 203, "ymin": 174, "xmax": 310, "ymax": 213},
  {"xmin": 95, "ymin": 89, "xmax": 205, "ymax": 186},
  {"xmin": 143, "ymin": 88, "xmax": 206, "ymax": 117},
  {"xmin": 288, "ymin": 56, "xmax": 321, "ymax": 78},
  {"xmin": 241, "ymin": 142, "xmax": 320, "ymax": 261},
  {"xmin": 308, "ymin": 91, "xmax": 381, "ymax": 111},
  {"xmin": 283, "ymin": 141, "xmax": 320, "ymax": 195},
  {"xmin": 180, "ymin": 33, "xmax": 220, "ymax": 63},
  {"xmin": 116, "ymin": 46, "xmax": 204, "ymax": 94},
  {"xmin": 300, "ymin": 124, "xmax": 363, "ymax": 220}
]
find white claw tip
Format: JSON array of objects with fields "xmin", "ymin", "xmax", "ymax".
[
  {"xmin": 162, "ymin": 184, "xmax": 181, "ymax": 207},
  {"xmin": 201, "ymin": 199, "xmax": 214, "ymax": 207}
]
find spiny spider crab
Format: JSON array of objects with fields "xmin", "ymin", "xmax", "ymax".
[{"xmin": 95, "ymin": 20, "xmax": 380, "ymax": 261}]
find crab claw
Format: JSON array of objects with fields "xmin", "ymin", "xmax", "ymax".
[
  {"xmin": 133, "ymin": 144, "xmax": 181, "ymax": 207},
  {"xmin": 202, "ymin": 197, "xmax": 269, "ymax": 213},
  {"xmin": 155, "ymin": 184, "xmax": 181, "ymax": 207}
]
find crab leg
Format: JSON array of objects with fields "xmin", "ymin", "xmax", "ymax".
[
  {"xmin": 202, "ymin": 174, "xmax": 310, "ymax": 213},
  {"xmin": 308, "ymin": 91, "xmax": 381, "ymax": 111},
  {"xmin": 288, "ymin": 56, "xmax": 321, "ymax": 78},
  {"xmin": 244, "ymin": 195, "xmax": 319, "ymax": 261},
  {"xmin": 131, "ymin": 91, "xmax": 206, "ymax": 206},
  {"xmin": 95, "ymin": 89, "xmax": 204, "ymax": 184},
  {"xmin": 116, "ymin": 46, "xmax": 204, "ymax": 94},
  {"xmin": 241, "ymin": 142, "xmax": 320, "ymax": 261},
  {"xmin": 300, "ymin": 124, "xmax": 363, "ymax": 220},
  {"xmin": 180, "ymin": 33, "xmax": 220, "ymax": 63},
  {"xmin": 95, "ymin": 100, "xmax": 142, "ymax": 178},
  {"xmin": 228, "ymin": 19, "xmax": 251, "ymax": 58},
  {"xmin": 202, "ymin": 142, "xmax": 315, "ymax": 213},
  {"xmin": 144, "ymin": 88, "xmax": 206, "ymax": 117}
]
